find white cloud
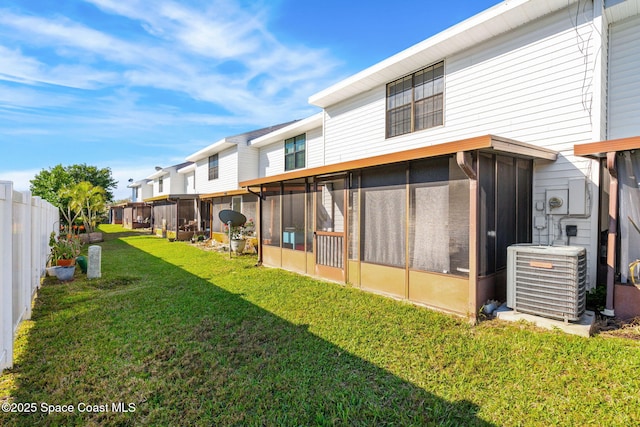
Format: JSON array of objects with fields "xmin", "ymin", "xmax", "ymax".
[
  {"xmin": 0, "ymin": 0, "xmax": 340, "ymax": 169},
  {"xmin": 76, "ymin": 0, "xmax": 341, "ymax": 109},
  {"xmin": 0, "ymin": 46, "xmax": 119, "ymax": 89},
  {"xmin": 0, "ymin": 169, "xmax": 40, "ymax": 192}
]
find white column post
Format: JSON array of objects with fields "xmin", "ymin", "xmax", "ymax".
[{"xmin": 0, "ymin": 182, "xmax": 14, "ymax": 371}]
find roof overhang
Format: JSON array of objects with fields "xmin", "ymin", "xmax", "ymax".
[
  {"xmin": 574, "ymin": 136, "xmax": 640, "ymax": 159},
  {"xmin": 127, "ymin": 179, "xmax": 149, "ymax": 189},
  {"xmin": 199, "ymin": 189, "xmax": 250, "ymax": 200},
  {"xmin": 146, "ymin": 170, "xmax": 169, "ymax": 180},
  {"xmin": 143, "ymin": 194, "xmax": 199, "ymax": 203},
  {"xmin": 177, "ymin": 163, "xmax": 196, "ymax": 174},
  {"xmin": 250, "ymin": 113, "xmax": 323, "ymax": 148},
  {"xmin": 186, "ymin": 139, "xmax": 236, "ymax": 162},
  {"xmin": 240, "ymin": 135, "xmax": 557, "ymax": 187},
  {"xmin": 605, "ymin": 0, "xmax": 640, "ymax": 24},
  {"xmin": 309, "ymin": 0, "xmax": 577, "ymax": 108}
]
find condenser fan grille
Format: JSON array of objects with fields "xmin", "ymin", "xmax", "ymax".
[{"xmin": 507, "ymin": 245, "xmax": 587, "ymax": 322}]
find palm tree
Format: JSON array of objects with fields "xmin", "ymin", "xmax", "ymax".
[{"xmin": 61, "ymin": 181, "xmax": 106, "ymax": 234}]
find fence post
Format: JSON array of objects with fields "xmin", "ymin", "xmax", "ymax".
[
  {"xmin": 11, "ymin": 190, "xmax": 29, "ymax": 336},
  {"xmin": 0, "ymin": 182, "xmax": 13, "ymax": 371}
]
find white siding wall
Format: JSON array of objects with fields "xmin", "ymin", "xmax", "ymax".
[
  {"xmin": 169, "ymin": 170, "xmax": 185, "ymax": 194},
  {"xmin": 306, "ymin": 126, "xmax": 324, "ymax": 168},
  {"xmin": 608, "ymin": 15, "xmax": 640, "ymax": 139},
  {"xmin": 140, "ymin": 183, "xmax": 153, "ymax": 201},
  {"xmin": 258, "ymin": 126, "xmax": 324, "ymax": 177},
  {"xmin": 132, "ymin": 184, "xmax": 153, "ymax": 202},
  {"xmin": 237, "ymin": 143, "xmax": 260, "ymax": 184},
  {"xmin": 259, "ymin": 143, "xmax": 285, "ymax": 177},
  {"xmin": 323, "ymin": 5, "xmax": 600, "ymax": 288},
  {"xmin": 324, "ymin": 6, "xmax": 596, "ymax": 160},
  {"xmin": 152, "ymin": 175, "xmax": 168, "ymax": 196},
  {"xmin": 193, "ymin": 158, "xmax": 209, "ymax": 194},
  {"xmin": 184, "ymin": 172, "xmax": 196, "ymax": 194},
  {"xmin": 193, "ymin": 146, "xmax": 240, "ymax": 194}
]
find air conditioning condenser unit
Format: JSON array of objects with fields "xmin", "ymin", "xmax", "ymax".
[{"xmin": 507, "ymin": 245, "xmax": 587, "ymax": 322}]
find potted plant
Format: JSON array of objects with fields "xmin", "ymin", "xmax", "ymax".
[
  {"xmin": 48, "ymin": 232, "xmax": 82, "ymax": 281},
  {"xmin": 225, "ymin": 222, "xmax": 249, "ymax": 253}
]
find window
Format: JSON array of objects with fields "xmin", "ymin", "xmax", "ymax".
[
  {"xmin": 209, "ymin": 154, "xmax": 219, "ymax": 180},
  {"xmin": 386, "ymin": 61, "xmax": 444, "ymax": 138},
  {"xmin": 158, "ymin": 178, "xmax": 163, "ymax": 193},
  {"xmin": 285, "ymin": 134, "xmax": 305, "ymax": 171},
  {"xmin": 231, "ymin": 196, "xmax": 242, "ymax": 212}
]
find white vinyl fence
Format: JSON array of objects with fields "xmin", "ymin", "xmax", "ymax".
[{"xmin": 1, "ymin": 181, "xmax": 58, "ymax": 372}]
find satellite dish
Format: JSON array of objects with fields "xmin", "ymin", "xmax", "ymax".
[{"xmin": 218, "ymin": 210, "xmax": 246, "ymax": 227}]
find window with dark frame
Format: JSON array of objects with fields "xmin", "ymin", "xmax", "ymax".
[
  {"xmin": 208, "ymin": 154, "xmax": 219, "ymax": 180},
  {"xmin": 386, "ymin": 61, "xmax": 444, "ymax": 138},
  {"xmin": 158, "ymin": 178, "xmax": 163, "ymax": 193},
  {"xmin": 285, "ymin": 134, "xmax": 306, "ymax": 171}
]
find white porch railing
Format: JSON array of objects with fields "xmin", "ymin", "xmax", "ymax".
[{"xmin": 0, "ymin": 181, "xmax": 58, "ymax": 372}]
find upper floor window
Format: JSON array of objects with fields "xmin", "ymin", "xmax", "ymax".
[
  {"xmin": 386, "ymin": 61, "xmax": 444, "ymax": 138},
  {"xmin": 158, "ymin": 178, "xmax": 163, "ymax": 193},
  {"xmin": 209, "ymin": 154, "xmax": 219, "ymax": 180},
  {"xmin": 285, "ymin": 134, "xmax": 305, "ymax": 171}
]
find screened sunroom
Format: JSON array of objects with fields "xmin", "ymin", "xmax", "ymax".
[
  {"xmin": 201, "ymin": 189, "xmax": 258, "ymax": 245},
  {"xmin": 145, "ymin": 195, "xmax": 201, "ymax": 241},
  {"xmin": 575, "ymin": 137, "xmax": 640, "ymax": 320},
  {"xmin": 241, "ymin": 135, "xmax": 556, "ymax": 318}
]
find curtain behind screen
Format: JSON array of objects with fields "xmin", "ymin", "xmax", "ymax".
[
  {"xmin": 361, "ymin": 165, "xmax": 406, "ymax": 267},
  {"xmin": 410, "ymin": 158, "xmax": 449, "ymax": 272},
  {"xmin": 409, "ymin": 157, "xmax": 469, "ymax": 276}
]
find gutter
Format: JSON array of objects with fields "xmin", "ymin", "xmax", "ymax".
[
  {"xmin": 456, "ymin": 151, "xmax": 478, "ymax": 322},
  {"xmin": 604, "ymin": 152, "xmax": 617, "ymax": 316}
]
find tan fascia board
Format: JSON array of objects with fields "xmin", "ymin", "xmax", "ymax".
[
  {"xmin": 239, "ymin": 134, "xmax": 558, "ymax": 187},
  {"xmin": 575, "ymin": 136, "xmax": 640, "ymax": 158},
  {"xmin": 199, "ymin": 189, "xmax": 250, "ymax": 200},
  {"xmin": 143, "ymin": 194, "xmax": 199, "ymax": 203},
  {"xmin": 491, "ymin": 136, "xmax": 557, "ymax": 161}
]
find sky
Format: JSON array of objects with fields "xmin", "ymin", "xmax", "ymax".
[{"xmin": 0, "ymin": 0, "xmax": 502, "ymax": 201}]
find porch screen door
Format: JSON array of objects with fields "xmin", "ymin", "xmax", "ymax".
[{"xmin": 315, "ymin": 178, "xmax": 346, "ymax": 282}]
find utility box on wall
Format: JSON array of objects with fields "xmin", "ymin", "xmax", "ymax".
[
  {"xmin": 546, "ymin": 189, "xmax": 568, "ymax": 215},
  {"xmin": 568, "ymin": 178, "xmax": 587, "ymax": 215}
]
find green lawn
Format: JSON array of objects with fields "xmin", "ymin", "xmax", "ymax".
[{"xmin": 1, "ymin": 224, "xmax": 639, "ymax": 426}]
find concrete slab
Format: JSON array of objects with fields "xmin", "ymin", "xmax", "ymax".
[{"xmin": 495, "ymin": 309, "xmax": 595, "ymax": 337}]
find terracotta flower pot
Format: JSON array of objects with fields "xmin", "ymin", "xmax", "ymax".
[{"xmin": 57, "ymin": 258, "xmax": 75, "ymax": 267}]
